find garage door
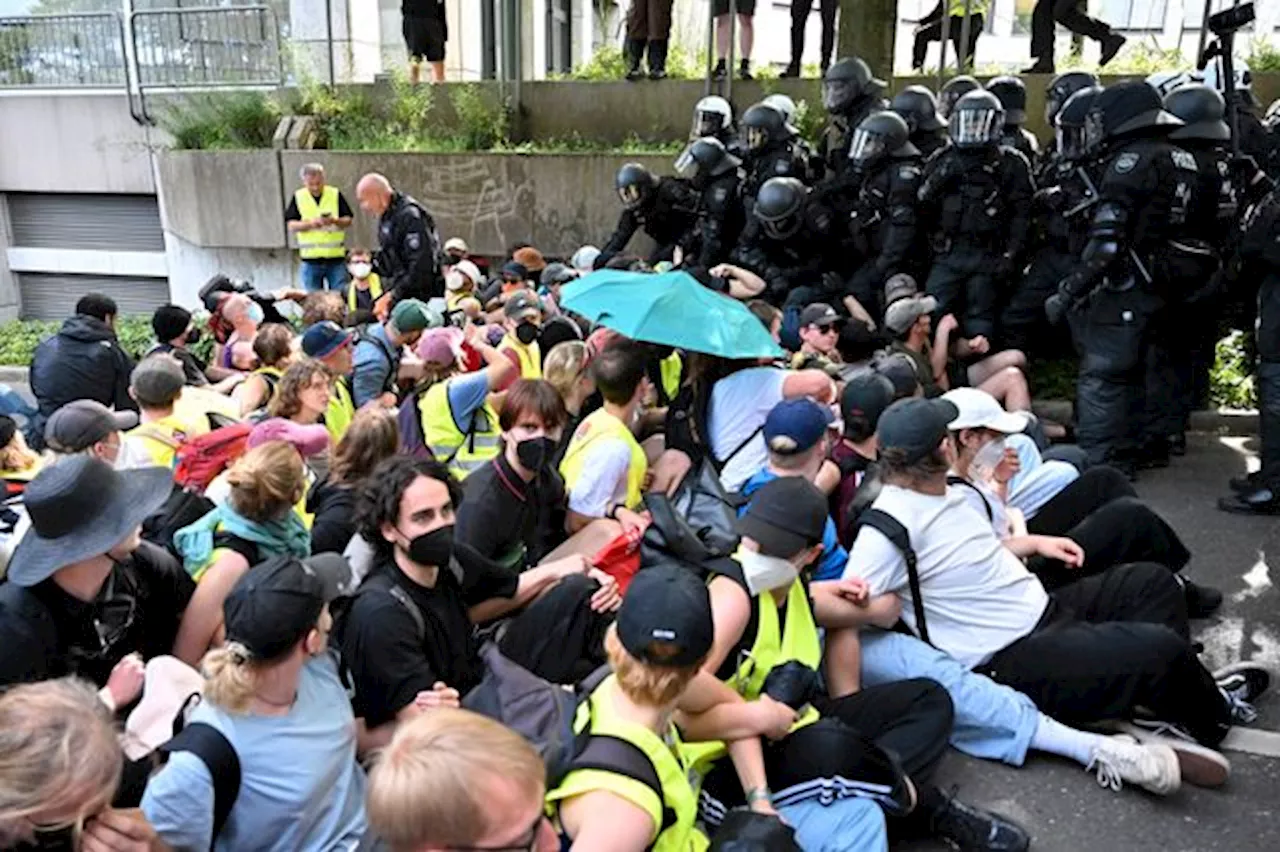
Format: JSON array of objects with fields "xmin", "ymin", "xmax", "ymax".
[
  {"xmin": 18, "ymin": 273, "xmax": 169, "ymax": 320},
  {"xmin": 7, "ymin": 193, "xmax": 165, "ymax": 252}
]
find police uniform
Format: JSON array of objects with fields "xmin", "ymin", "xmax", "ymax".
[
  {"xmin": 597, "ymin": 177, "xmax": 700, "ymax": 269},
  {"xmin": 688, "ymin": 170, "xmax": 744, "ymax": 270},
  {"xmin": 741, "ymin": 138, "xmax": 812, "ymax": 214},
  {"xmin": 816, "ymin": 100, "xmax": 887, "ymax": 181},
  {"xmin": 846, "ymin": 159, "xmax": 924, "ymax": 316},
  {"xmin": 1000, "ymin": 126, "xmax": 1041, "ymax": 161},
  {"xmin": 729, "ymin": 193, "xmax": 841, "ymax": 307},
  {"xmin": 375, "ymin": 191, "xmax": 443, "ymax": 302}
]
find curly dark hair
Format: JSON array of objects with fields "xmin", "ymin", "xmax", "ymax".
[{"xmin": 356, "ymin": 455, "xmax": 464, "ymax": 561}]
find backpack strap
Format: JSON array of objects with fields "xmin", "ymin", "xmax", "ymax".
[
  {"xmin": 131, "ymin": 423, "xmax": 184, "ymax": 452},
  {"xmin": 160, "ymin": 722, "xmax": 241, "ymax": 848},
  {"xmin": 856, "ymin": 508, "xmax": 931, "ymax": 646},
  {"xmin": 359, "ymin": 329, "xmax": 400, "ymax": 394},
  {"xmin": 386, "ymin": 583, "xmax": 426, "ymax": 641},
  {"xmin": 946, "ymin": 475, "xmax": 993, "ymax": 522},
  {"xmin": 712, "ymin": 424, "xmax": 764, "ymax": 473}
]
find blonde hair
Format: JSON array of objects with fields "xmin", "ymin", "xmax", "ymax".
[
  {"xmin": 604, "ymin": 626, "xmax": 702, "ymax": 707},
  {"xmin": 0, "ymin": 430, "xmax": 38, "ymax": 473},
  {"xmin": 0, "ymin": 678, "xmax": 121, "ymax": 846},
  {"xmin": 269, "ymin": 359, "xmax": 331, "ymax": 420},
  {"xmin": 329, "ymin": 407, "xmax": 399, "ymax": 486},
  {"xmin": 543, "ymin": 340, "xmax": 588, "ymax": 401},
  {"xmin": 367, "ymin": 708, "xmax": 545, "ymax": 852},
  {"xmin": 227, "ymin": 441, "xmax": 305, "ymax": 521},
  {"xmin": 200, "ymin": 641, "xmax": 258, "ymax": 713}
]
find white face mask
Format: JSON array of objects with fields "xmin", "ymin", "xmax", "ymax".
[
  {"xmin": 737, "ymin": 548, "xmax": 800, "ymax": 596},
  {"xmin": 969, "ymin": 436, "xmax": 1007, "ymax": 483},
  {"xmin": 349, "ymin": 262, "xmax": 372, "ymax": 279}
]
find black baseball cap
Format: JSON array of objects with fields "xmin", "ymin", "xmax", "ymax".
[
  {"xmin": 44, "ymin": 400, "xmax": 138, "ymax": 453},
  {"xmin": 841, "ymin": 373, "xmax": 896, "ymax": 437},
  {"xmin": 799, "ymin": 303, "xmax": 843, "ymax": 329},
  {"xmin": 874, "ymin": 353, "xmax": 921, "ymax": 400},
  {"xmin": 737, "ymin": 477, "xmax": 828, "ymax": 559},
  {"xmin": 876, "ymin": 397, "xmax": 959, "ymax": 464},
  {"xmin": 0, "ymin": 414, "xmax": 16, "ymax": 449},
  {"xmin": 617, "ymin": 564, "xmax": 714, "ymax": 667},
  {"xmin": 223, "ymin": 554, "xmax": 355, "ymax": 661}
]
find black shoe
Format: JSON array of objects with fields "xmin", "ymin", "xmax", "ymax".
[
  {"xmin": 624, "ymin": 38, "xmax": 645, "ymax": 81},
  {"xmin": 738, "ymin": 59, "xmax": 753, "ymax": 80},
  {"xmin": 1218, "ymin": 487, "xmax": 1280, "ymax": 516},
  {"xmin": 1169, "ymin": 432, "xmax": 1187, "ymax": 456},
  {"xmin": 1230, "ymin": 471, "xmax": 1261, "ymax": 492},
  {"xmin": 1215, "ymin": 663, "xmax": 1272, "ymax": 724},
  {"xmin": 1137, "ymin": 438, "xmax": 1170, "ymax": 470},
  {"xmin": 1178, "ymin": 577, "xmax": 1224, "ymax": 619},
  {"xmin": 780, "ymin": 62, "xmax": 801, "ymax": 78},
  {"xmin": 1022, "ymin": 59, "xmax": 1055, "ymax": 74},
  {"xmin": 931, "ymin": 793, "xmax": 1030, "ymax": 852},
  {"xmin": 711, "ymin": 59, "xmax": 727, "ymax": 81},
  {"xmin": 1100, "ymin": 33, "xmax": 1127, "ymax": 66},
  {"xmin": 646, "ymin": 39, "xmax": 668, "ymax": 80}
]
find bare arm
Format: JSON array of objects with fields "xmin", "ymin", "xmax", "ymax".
[
  {"xmin": 170, "ymin": 553, "xmax": 250, "ymax": 666},
  {"xmin": 468, "ymin": 557, "xmax": 585, "ymax": 623},
  {"xmin": 560, "ymin": 790, "xmax": 656, "ymax": 852},
  {"xmin": 782, "ymin": 369, "xmax": 837, "ymax": 404},
  {"xmin": 810, "ymin": 580, "xmax": 901, "ymax": 630}
]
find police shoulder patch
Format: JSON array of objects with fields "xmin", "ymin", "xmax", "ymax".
[
  {"xmin": 406, "ymin": 232, "xmax": 422, "ymax": 251},
  {"xmin": 1170, "ymin": 149, "xmax": 1197, "ymax": 171},
  {"xmin": 1113, "ymin": 152, "xmax": 1140, "ymax": 174},
  {"xmin": 711, "ymin": 186, "xmax": 729, "ymax": 206},
  {"xmin": 898, "ymin": 165, "xmax": 921, "ymax": 182}
]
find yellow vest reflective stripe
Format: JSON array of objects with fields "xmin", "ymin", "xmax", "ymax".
[
  {"xmin": 498, "ymin": 335, "xmax": 543, "ymax": 379},
  {"xmin": 254, "ymin": 366, "xmax": 284, "ymax": 407},
  {"xmin": 295, "ymin": 186, "xmax": 346, "ymax": 259},
  {"xmin": 325, "ymin": 377, "xmax": 356, "ymax": 445},
  {"xmin": 546, "ymin": 677, "xmax": 708, "ymax": 852},
  {"xmin": 660, "ymin": 351, "xmax": 683, "ymax": 403},
  {"xmin": 419, "ymin": 380, "xmax": 501, "ymax": 479},
  {"xmin": 947, "ymin": 0, "xmax": 989, "ymax": 16},
  {"xmin": 346, "ymin": 274, "xmax": 383, "ymax": 312},
  {"xmin": 559, "ymin": 408, "xmax": 647, "ymax": 511}
]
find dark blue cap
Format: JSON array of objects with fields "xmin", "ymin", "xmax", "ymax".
[
  {"xmin": 764, "ymin": 398, "xmax": 834, "ymax": 455},
  {"xmin": 301, "ymin": 321, "xmax": 355, "ymax": 359},
  {"xmin": 876, "ymin": 397, "xmax": 959, "ymax": 463}
]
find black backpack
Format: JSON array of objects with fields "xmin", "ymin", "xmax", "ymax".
[
  {"xmin": 853, "ymin": 508, "xmax": 932, "ymax": 646},
  {"xmin": 158, "ymin": 717, "xmax": 241, "ymax": 849}
]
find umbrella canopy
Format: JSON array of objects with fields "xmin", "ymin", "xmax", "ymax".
[{"xmin": 560, "ymin": 270, "xmax": 784, "ymax": 360}]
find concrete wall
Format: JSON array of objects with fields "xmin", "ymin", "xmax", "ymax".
[
  {"xmin": 155, "ymin": 151, "xmax": 287, "ymax": 249},
  {"xmin": 164, "ymin": 232, "xmax": 295, "ymax": 307}
]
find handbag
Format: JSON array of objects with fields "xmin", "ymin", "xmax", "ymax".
[{"xmin": 641, "ymin": 458, "xmax": 745, "ymax": 572}]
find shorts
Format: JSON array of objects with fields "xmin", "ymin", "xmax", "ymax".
[
  {"xmin": 403, "ymin": 14, "xmax": 446, "ymax": 62},
  {"xmin": 713, "ymin": 0, "xmax": 756, "ymax": 15}
]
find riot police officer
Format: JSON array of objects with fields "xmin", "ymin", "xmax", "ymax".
[
  {"xmin": 816, "ymin": 57, "xmax": 888, "ymax": 180},
  {"xmin": 596, "ymin": 163, "xmax": 701, "ymax": 269},
  {"xmin": 1045, "ymin": 70, "xmax": 1100, "ymax": 129},
  {"xmin": 739, "ymin": 102, "xmax": 812, "ymax": 211},
  {"xmin": 987, "ymin": 76, "xmax": 1040, "ymax": 160},
  {"xmin": 764, "ymin": 93, "xmax": 822, "ymax": 180},
  {"xmin": 1002, "ymin": 85, "xmax": 1103, "ymax": 356},
  {"xmin": 1044, "ymin": 81, "xmax": 1198, "ymax": 474},
  {"xmin": 891, "ymin": 85, "xmax": 949, "ymax": 159},
  {"xmin": 843, "ymin": 111, "xmax": 925, "ymax": 319},
  {"xmin": 357, "ymin": 173, "xmax": 443, "ymax": 302},
  {"xmin": 919, "ymin": 90, "xmax": 1034, "ymax": 340},
  {"xmin": 674, "ymin": 137, "xmax": 745, "ymax": 270},
  {"xmin": 938, "ymin": 74, "xmax": 980, "ymax": 120},
  {"xmin": 729, "ymin": 176, "xmax": 841, "ymax": 307},
  {"xmin": 691, "ymin": 95, "xmax": 745, "ymax": 159}
]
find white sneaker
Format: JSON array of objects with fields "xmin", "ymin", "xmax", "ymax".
[
  {"xmin": 1114, "ymin": 720, "xmax": 1232, "ymax": 788},
  {"xmin": 1086, "ymin": 734, "xmax": 1181, "ymax": 796}
]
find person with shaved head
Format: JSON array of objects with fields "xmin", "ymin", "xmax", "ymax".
[{"xmin": 356, "ymin": 172, "xmax": 443, "ymax": 303}]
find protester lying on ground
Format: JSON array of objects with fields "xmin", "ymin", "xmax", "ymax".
[
  {"xmin": 309, "ymin": 407, "xmax": 399, "ymax": 556},
  {"xmin": 212, "ymin": 292, "xmax": 262, "ymax": 374}
]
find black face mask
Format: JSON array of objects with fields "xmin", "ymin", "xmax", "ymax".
[
  {"xmin": 403, "ymin": 525, "xmax": 454, "ymax": 568},
  {"xmin": 515, "ymin": 436, "xmax": 558, "ymax": 472},
  {"xmin": 185, "ymin": 327, "xmax": 202, "ymax": 346},
  {"xmin": 515, "ymin": 321, "xmax": 540, "ymax": 345}
]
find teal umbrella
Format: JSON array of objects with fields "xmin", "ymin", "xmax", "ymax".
[{"xmin": 560, "ymin": 270, "xmax": 783, "ymax": 359}]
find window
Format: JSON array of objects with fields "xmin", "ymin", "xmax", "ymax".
[{"xmin": 1099, "ymin": 0, "xmax": 1170, "ymax": 31}]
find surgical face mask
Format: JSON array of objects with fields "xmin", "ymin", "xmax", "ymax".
[
  {"xmin": 515, "ymin": 436, "xmax": 557, "ymax": 472},
  {"xmin": 185, "ymin": 327, "xmax": 202, "ymax": 346},
  {"xmin": 969, "ymin": 435, "xmax": 1007, "ymax": 484},
  {"xmin": 246, "ymin": 302, "xmax": 265, "ymax": 325},
  {"xmin": 349, "ymin": 262, "xmax": 372, "ymax": 279},
  {"xmin": 737, "ymin": 548, "xmax": 800, "ymax": 596},
  {"xmin": 401, "ymin": 525, "xmax": 454, "ymax": 568},
  {"xmin": 515, "ymin": 320, "xmax": 540, "ymax": 346}
]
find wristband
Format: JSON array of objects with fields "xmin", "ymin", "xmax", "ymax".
[
  {"xmin": 606, "ymin": 504, "xmax": 621, "ymax": 521},
  {"xmin": 98, "ymin": 687, "xmax": 116, "ymax": 714},
  {"xmin": 745, "ymin": 786, "xmax": 773, "ymax": 806}
]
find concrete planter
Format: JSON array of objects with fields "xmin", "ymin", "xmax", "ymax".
[{"xmin": 155, "ymin": 150, "xmax": 287, "ymax": 249}]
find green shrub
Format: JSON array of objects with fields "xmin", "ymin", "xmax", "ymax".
[
  {"xmin": 1247, "ymin": 38, "xmax": 1280, "ymax": 74},
  {"xmin": 450, "ymin": 84, "xmax": 510, "ymax": 150},
  {"xmin": 0, "ymin": 315, "xmax": 212, "ymax": 367},
  {"xmin": 1211, "ymin": 330, "xmax": 1257, "ymax": 410},
  {"xmin": 158, "ymin": 91, "xmax": 282, "ymax": 150}
]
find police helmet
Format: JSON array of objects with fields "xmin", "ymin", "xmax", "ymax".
[
  {"xmin": 1145, "ymin": 70, "xmax": 1203, "ymax": 101},
  {"xmin": 741, "ymin": 103, "xmax": 793, "ymax": 152},
  {"xmin": 823, "ymin": 57, "xmax": 885, "ymax": 114},
  {"xmin": 615, "ymin": 163, "xmax": 658, "ymax": 210},
  {"xmin": 1266, "ymin": 98, "xmax": 1280, "ymax": 132},
  {"xmin": 1045, "ymin": 70, "xmax": 1099, "ymax": 126},
  {"xmin": 1164, "ymin": 84, "xmax": 1230, "ymax": 142},
  {"xmin": 1054, "ymin": 86, "xmax": 1102, "ymax": 161},
  {"xmin": 1202, "ymin": 59, "xmax": 1259, "ymax": 109},
  {"xmin": 754, "ymin": 177, "xmax": 807, "ymax": 241},
  {"xmin": 675, "ymin": 137, "xmax": 741, "ymax": 183},
  {"xmin": 1084, "ymin": 81, "xmax": 1183, "ymax": 154},
  {"xmin": 938, "ymin": 75, "xmax": 981, "ymax": 120},
  {"xmin": 891, "ymin": 85, "xmax": 945, "ymax": 134},
  {"xmin": 948, "ymin": 90, "xmax": 1005, "ymax": 148},
  {"xmin": 986, "ymin": 76, "xmax": 1028, "ymax": 126},
  {"xmin": 850, "ymin": 111, "xmax": 920, "ymax": 168},
  {"xmin": 763, "ymin": 93, "xmax": 799, "ymax": 126},
  {"xmin": 692, "ymin": 95, "xmax": 734, "ymax": 140}
]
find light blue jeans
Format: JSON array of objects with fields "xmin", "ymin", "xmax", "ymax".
[
  {"xmin": 859, "ymin": 629, "xmax": 1038, "ymax": 766},
  {"xmin": 777, "ymin": 796, "xmax": 888, "ymax": 852},
  {"xmin": 1007, "ymin": 432, "xmax": 1080, "ymax": 521}
]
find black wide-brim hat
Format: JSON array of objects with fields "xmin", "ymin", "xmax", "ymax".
[{"xmin": 8, "ymin": 456, "xmax": 173, "ymax": 587}]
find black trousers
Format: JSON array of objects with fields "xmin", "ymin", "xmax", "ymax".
[
  {"xmin": 1029, "ymin": 0, "xmax": 1112, "ymax": 61},
  {"xmin": 911, "ymin": 15, "xmax": 984, "ymax": 70},
  {"xmin": 1001, "ymin": 246, "xmax": 1074, "ymax": 357},
  {"xmin": 789, "ymin": 0, "xmax": 838, "ymax": 70},
  {"xmin": 983, "ymin": 563, "xmax": 1231, "ymax": 746},
  {"xmin": 625, "ymin": 0, "xmax": 673, "ymax": 40},
  {"xmin": 1069, "ymin": 289, "xmax": 1153, "ymax": 466},
  {"xmin": 498, "ymin": 574, "xmax": 612, "ymax": 685},
  {"xmin": 925, "ymin": 244, "xmax": 1001, "ymax": 339},
  {"xmin": 1260, "ymin": 361, "xmax": 1280, "ymax": 487}
]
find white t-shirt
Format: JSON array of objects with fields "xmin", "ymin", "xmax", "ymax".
[
  {"xmin": 845, "ymin": 483, "xmax": 1049, "ymax": 669},
  {"xmin": 566, "ymin": 438, "xmax": 633, "ymax": 518},
  {"xmin": 708, "ymin": 367, "xmax": 788, "ymax": 492}
]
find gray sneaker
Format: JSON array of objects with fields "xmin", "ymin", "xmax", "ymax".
[
  {"xmin": 1113, "ymin": 721, "xmax": 1231, "ymax": 787},
  {"xmin": 1087, "ymin": 734, "xmax": 1180, "ymax": 795}
]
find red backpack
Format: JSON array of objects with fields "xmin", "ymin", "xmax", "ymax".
[{"xmin": 173, "ymin": 423, "xmax": 254, "ymax": 493}]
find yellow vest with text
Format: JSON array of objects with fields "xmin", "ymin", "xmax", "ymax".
[
  {"xmin": 559, "ymin": 408, "xmax": 647, "ymax": 511},
  {"xmin": 498, "ymin": 335, "xmax": 543, "ymax": 379},
  {"xmin": 346, "ymin": 274, "xmax": 383, "ymax": 312},
  {"xmin": 546, "ymin": 676, "xmax": 708, "ymax": 852},
  {"xmin": 325, "ymin": 376, "xmax": 356, "ymax": 445},
  {"xmin": 418, "ymin": 380, "xmax": 501, "ymax": 479},
  {"xmin": 294, "ymin": 187, "xmax": 346, "ymax": 259}
]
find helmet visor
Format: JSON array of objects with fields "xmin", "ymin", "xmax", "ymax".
[
  {"xmin": 762, "ymin": 213, "xmax": 802, "ymax": 241},
  {"xmin": 823, "ymin": 80, "xmax": 855, "ymax": 113},
  {"xmin": 745, "ymin": 126, "xmax": 769, "ymax": 151},
  {"xmin": 694, "ymin": 109, "xmax": 725, "ymax": 139},
  {"xmin": 1055, "ymin": 125, "xmax": 1087, "ymax": 161},
  {"xmin": 618, "ymin": 184, "xmax": 645, "ymax": 209},
  {"xmin": 1045, "ymin": 96, "xmax": 1063, "ymax": 127},
  {"xmin": 849, "ymin": 128, "xmax": 887, "ymax": 165},
  {"xmin": 950, "ymin": 107, "xmax": 1000, "ymax": 146},
  {"xmin": 1083, "ymin": 109, "xmax": 1107, "ymax": 155},
  {"xmin": 674, "ymin": 146, "xmax": 698, "ymax": 179}
]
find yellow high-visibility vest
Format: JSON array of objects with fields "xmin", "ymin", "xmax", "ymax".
[
  {"xmin": 498, "ymin": 335, "xmax": 543, "ymax": 379},
  {"xmin": 346, "ymin": 274, "xmax": 383, "ymax": 312},
  {"xmin": 419, "ymin": 380, "xmax": 501, "ymax": 480},
  {"xmin": 294, "ymin": 186, "xmax": 346, "ymax": 260},
  {"xmin": 559, "ymin": 408, "xmax": 647, "ymax": 511},
  {"xmin": 948, "ymin": 0, "xmax": 989, "ymax": 16},
  {"xmin": 325, "ymin": 376, "xmax": 356, "ymax": 445}
]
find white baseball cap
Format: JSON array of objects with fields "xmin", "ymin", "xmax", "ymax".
[{"xmin": 943, "ymin": 387, "xmax": 1030, "ymax": 434}]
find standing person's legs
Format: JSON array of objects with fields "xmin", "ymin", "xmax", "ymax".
[
  {"xmin": 1052, "ymin": 0, "xmax": 1113, "ymax": 42},
  {"xmin": 644, "ymin": 0, "xmax": 674, "ymax": 79},
  {"xmin": 402, "ymin": 15, "xmax": 428, "ymax": 84},
  {"xmin": 1028, "ymin": 0, "xmax": 1055, "ymax": 65},
  {"xmin": 924, "ymin": 252, "xmax": 967, "ymax": 327},
  {"xmin": 1261, "ymin": 361, "xmax": 1280, "ymax": 485},
  {"xmin": 624, "ymin": 0, "xmax": 649, "ymax": 78},
  {"xmin": 960, "ymin": 248, "xmax": 999, "ymax": 340},
  {"xmin": 737, "ymin": 10, "xmax": 755, "ymax": 76},
  {"xmin": 324, "ymin": 258, "xmax": 351, "ymax": 292},
  {"xmin": 819, "ymin": 0, "xmax": 838, "ymax": 72},
  {"xmin": 300, "ymin": 259, "xmax": 326, "ymax": 293},
  {"xmin": 786, "ymin": 0, "xmax": 811, "ymax": 73},
  {"xmin": 912, "ymin": 21, "xmax": 944, "ymax": 71}
]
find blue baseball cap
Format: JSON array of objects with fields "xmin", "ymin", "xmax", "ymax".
[
  {"xmin": 763, "ymin": 398, "xmax": 834, "ymax": 456},
  {"xmin": 301, "ymin": 321, "xmax": 355, "ymax": 359}
]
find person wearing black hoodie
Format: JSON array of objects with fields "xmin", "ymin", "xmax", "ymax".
[{"xmin": 28, "ymin": 294, "xmax": 137, "ymax": 450}]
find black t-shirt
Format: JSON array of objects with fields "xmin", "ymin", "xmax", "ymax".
[
  {"xmin": 284, "ymin": 190, "xmax": 354, "ymax": 222},
  {"xmin": 307, "ymin": 476, "xmax": 357, "ymax": 556},
  {"xmin": 337, "ymin": 543, "xmax": 518, "ymax": 727},
  {"xmin": 147, "ymin": 343, "xmax": 209, "ymax": 387},
  {"xmin": 456, "ymin": 454, "xmax": 567, "ymax": 569},
  {"xmin": 402, "ymin": 0, "xmax": 445, "ymax": 19}
]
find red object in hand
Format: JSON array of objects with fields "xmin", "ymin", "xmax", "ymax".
[{"xmin": 592, "ymin": 527, "xmax": 645, "ymax": 594}]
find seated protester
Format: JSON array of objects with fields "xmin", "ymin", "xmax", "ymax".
[
  {"xmin": 352, "ymin": 299, "xmax": 437, "ymax": 409},
  {"xmin": 232, "ymin": 322, "xmax": 295, "ymax": 417},
  {"xmin": 699, "ymin": 477, "xmax": 1028, "ymax": 851},
  {"xmin": 542, "ymin": 341, "xmax": 595, "ymax": 466},
  {"xmin": 367, "ymin": 708, "xmax": 559, "ymax": 852},
  {"xmin": 119, "ymin": 354, "xmax": 211, "ymax": 469},
  {"xmin": 884, "ymin": 274, "xmax": 1030, "ymax": 411},
  {"xmin": 0, "ymin": 457, "xmax": 188, "ymax": 696},
  {"xmin": 830, "ymin": 374, "xmax": 895, "ymax": 547},
  {"xmin": 301, "ymin": 320, "xmax": 358, "ymax": 446},
  {"xmin": 343, "ymin": 247, "xmax": 388, "ymax": 319},
  {"xmin": 142, "ymin": 554, "xmax": 370, "ymax": 851},
  {"xmin": 309, "ymin": 407, "xmax": 399, "ymax": 556},
  {"xmin": 548, "ymin": 564, "xmax": 892, "ymax": 852},
  {"xmin": 445, "ymin": 259, "xmax": 484, "ymax": 312},
  {"xmin": 148, "ymin": 303, "xmax": 225, "ymax": 390},
  {"xmin": 560, "ymin": 344, "xmax": 651, "ymax": 533},
  {"xmin": 300, "ymin": 289, "xmax": 348, "ymax": 328},
  {"xmin": 497, "ymin": 289, "xmax": 545, "ymax": 384},
  {"xmin": 414, "ymin": 323, "xmax": 517, "ymax": 480},
  {"xmin": 268, "ymin": 359, "xmax": 333, "ymax": 430},
  {"xmin": 790, "ymin": 302, "xmax": 846, "ymax": 375},
  {"xmin": 204, "ymin": 418, "xmax": 329, "ymax": 513},
  {"xmin": 0, "ymin": 414, "xmax": 41, "ymax": 497},
  {"xmin": 0, "ymin": 678, "xmax": 163, "ymax": 850},
  {"xmin": 741, "ymin": 399, "xmax": 848, "ymax": 582},
  {"xmin": 337, "ymin": 457, "xmax": 617, "ymax": 748},
  {"xmin": 42, "ymin": 399, "xmax": 137, "ymax": 468},
  {"xmin": 171, "ymin": 441, "xmax": 313, "ymax": 666},
  {"xmin": 846, "ymin": 397, "xmax": 1268, "ymax": 784},
  {"xmin": 874, "ymin": 350, "xmax": 923, "ymax": 401},
  {"xmin": 834, "ymin": 316, "xmax": 884, "ymax": 382}
]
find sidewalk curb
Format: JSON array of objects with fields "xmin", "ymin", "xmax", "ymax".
[{"xmin": 0, "ymin": 366, "xmax": 28, "ymax": 383}]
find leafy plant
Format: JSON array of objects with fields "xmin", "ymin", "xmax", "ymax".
[
  {"xmin": 157, "ymin": 91, "xmax": 282, "ymax": 150},
  {"xmin": 1246, "ymin": 38, "xmax": 1280, "ymax": 74},
  {"xmin": 1211, "ymin": 330, "xmax": 1257, "ymax": 410},
  {"xmin": 450, "ymin": 84, "xmax": 510, "ymax": 150},
  {"xmin": 0, "ymin": 315, "xmax": 186, "ymax": 367}
]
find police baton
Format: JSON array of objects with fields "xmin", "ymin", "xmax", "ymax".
[{"xmin": 1204, "ymin": 2, "xmax": 1256, "ymax": 160}]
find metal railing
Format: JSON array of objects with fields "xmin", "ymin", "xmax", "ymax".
[
  {"xmin": 130, "ymin": 6, "xmax": 283, "ymax": 89},
  {"xmin": 0, "ymin": 13, "xmax": 127, "ymax": 89}
]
